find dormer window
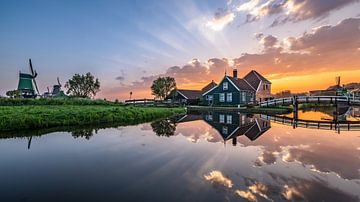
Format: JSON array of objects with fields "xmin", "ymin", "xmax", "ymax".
[{"xmin": 223, "ymin": 82, "xmax": 228, "ymax": 90}]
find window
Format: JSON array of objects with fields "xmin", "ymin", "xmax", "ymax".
[
  {"xmin": 208, "ymin": 114, "xmax": 213, "ymax": 121},
  {"xmin": 242, "ymin": 92, "xmax": 246, "ymax": 101},
  {"xmin": 226, "ymin": 115, "xmax": 232, "ymax": 124},
  {"xmin": 222, "ymin": 126, "xmax": 228, "ymax": 135},
  {"xmin": 219, "ymin": 114, "xmax": 225, "ymax": 123},
  {"xmin": 223, "ymin": 82, "xmax": 228, "ymax": 90},
  {"xmin": 241, "ymin": 115, "xmax": 245, "ymax": 125},
  {"xmin": 250, "ymin": 93, "xmax": 254, "ymax": 102},
  {"xmin": 207, "ymin": 95, "xmax": 213, "ymax": 100},
  {"xmin": 227, "ymin": 93, "xmax": 232, "ymax": 102},
  {"xmin": 219, "ymin": 93, "xmax": 225, "ymax": 102},
  {"xmin": 263, "ymin": 84, "xmax": 269, "ymax": 90}
]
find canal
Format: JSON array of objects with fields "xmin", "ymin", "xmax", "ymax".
[{"xmin": 0, "ymin": 107, "xmax": 359, "ymax": 201}]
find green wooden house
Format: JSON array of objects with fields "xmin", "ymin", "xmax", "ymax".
[{"xmin": 202, "ymin": 69, "xmax": 255, "ymax": 106}]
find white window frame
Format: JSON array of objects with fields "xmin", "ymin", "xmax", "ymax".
[
  {"xmin": 219, "ymin": 114, "xmax": 225, "ymax": 123},
  {"xmin": 223, "ymin": 82, "xmax": 228, "ymax": 90},
  {"xmin": 227, "ymin": 93, "xmax": 232, "ymax": 102},
  {"xmin": 219, "ymin": 93, "xmax": 225, "ymax": 102},
  {"xmin": 226, "ymin": 115, "xmax": 232, "ymax": 124}
]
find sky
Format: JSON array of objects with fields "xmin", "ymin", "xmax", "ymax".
[{"xmin": 0, "ymin": 0, "xmax": 359, "ymax": 100}]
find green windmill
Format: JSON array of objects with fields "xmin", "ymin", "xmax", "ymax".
[{"xmin": 17, "ymin": 59, "xmax": 40, "ymax": 98}]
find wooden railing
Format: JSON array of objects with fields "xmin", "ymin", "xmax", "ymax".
[
  {"xmin": 259, "ymin": 96, "xmax": 360, "ymax": 107},
  {"xmin": 260, "ymin": 114, "xmax": 360, "ymax": 132}
]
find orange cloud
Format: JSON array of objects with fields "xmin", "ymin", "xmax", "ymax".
[{"xmin": 102, "ymin": 18, "xmax": 360, "ymax": 100}]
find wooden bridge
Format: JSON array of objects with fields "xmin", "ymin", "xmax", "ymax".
[
  {"xmin": 259, "ymin": 96, "xmax": 360, "ymax": 107},
  {"xmin": 260, "ymin": 114, "xmax": 360, "ymax": 132}
]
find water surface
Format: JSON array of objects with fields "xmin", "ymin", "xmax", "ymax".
[{"xmin": 0, "ymin": 108, "xmax": 359, "ymax": 202}]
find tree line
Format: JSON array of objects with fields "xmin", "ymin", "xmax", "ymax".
[{"xmin": 7, "ymin": 72, "xmax": 177, "ymax": 101}]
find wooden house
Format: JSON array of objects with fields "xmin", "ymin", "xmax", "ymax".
[
  {"xmin": 243, "ymin": 70, "xmax": 272, "ymax": 102},
  {"xmin": 202, "ymin": 69, "xmax": 256, "ymax": 106},
  {"xmin": 169, "ymin": 81, "xmax": 217, "ymax": 105}
]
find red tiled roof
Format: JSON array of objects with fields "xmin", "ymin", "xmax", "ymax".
[
  {"xmin": 177, "ymin": 89, "xmax": 202, "ymax": 100},
  {"xmin": 201, "ymin": 81, "xmax": 217, "ymax": 93},
  {"xmin": 227, "ymin": 76, "xmax": 255, "ymax": 91},
  {"xmin": 243, "ymin": 70, "xmax": 271, "ymax": 90}
]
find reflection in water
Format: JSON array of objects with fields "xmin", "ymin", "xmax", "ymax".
[
  {"xmin": 151, "ymin": 119, "xmax": 177, "ymax": 137},
  {"xmin": 71, "ymin": 128, "xmax": 98, "ymax": 140},
  {"xmin": 204, "ymin": 170, "xmax": 233, "ymax": 188},
  {"xmin": 0, "ymin": 107, "xmax": 359, "ymax": 201}
]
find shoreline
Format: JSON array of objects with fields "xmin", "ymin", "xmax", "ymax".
[
  {"xmin": 186, "ymin": 105, "xmax": 292, "ymax": 114},
  {"xmin": 0, "ymin": 105, "xmax": 186, "ymax": 132}
]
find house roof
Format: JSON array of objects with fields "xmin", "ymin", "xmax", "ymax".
[
  {"xmin": 243, "ymin": 70, "xmax": 271, "ymax": 90},
  {"xmin": 227, "ymin": 76, "xmax": 255, "ymax": 91},
  {"xmin": 201, "ymin": 80, "xmax": 217, "ymax": 93},
  {"xmin": 177, "ymin": 89, "xmax": 202, "ymax": 100}
]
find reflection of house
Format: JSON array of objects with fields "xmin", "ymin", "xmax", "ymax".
[
  {"xmin": 169, "ymin": 81, "xmax": 217, "ymax": 105},
  {"xmin": 202, "ymin": 111, "xmax": 270, "ymax": 145},
  {"xmin": 202, "ymin": 69, "xmax": 272, "ymax": 106}
]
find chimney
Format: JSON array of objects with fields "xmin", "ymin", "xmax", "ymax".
[{"xmin": 233, "ymin": 69, "xmax": 238, "ymax": 79}]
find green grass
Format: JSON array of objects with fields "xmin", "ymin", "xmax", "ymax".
[
  {"xmin": 0, "ymin": 105, "xmax": 185, "ymax": 131},
  {"xmin": 0, "ymin": 97, "xmax": 124, "ymax": 106}
]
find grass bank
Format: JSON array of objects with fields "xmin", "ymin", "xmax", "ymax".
[
  {"xmin": 0, "ymin": 97, "xmax": 124, "ymax": 106},
  {"xmin": 0, "ymin": 105, "xmax": 185, "ymax": 131}
]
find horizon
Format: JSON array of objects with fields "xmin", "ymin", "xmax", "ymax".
[{"xmin": 1, "ymin": 0, "xmax": 360, "ymax": 100}]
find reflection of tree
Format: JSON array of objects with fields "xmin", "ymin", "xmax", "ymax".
[
  {"xmin": 71, "ymin": 128, "xmax": 98, "ymax": 140},
  {"xmin": 151, "ymin": 119, "xmax": 177, "ymax": 137}
]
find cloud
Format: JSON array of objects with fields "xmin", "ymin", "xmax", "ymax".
[
  {"xmin": 234, "ymin": 18, "xmax": 360, "ymax": 76},
  {"xmin": 115, "ymin": 76, "xmax": 125, "ymax": 82},
  {"xmin": 206, "ymin": 9, "xmax": 235, "ymax": 31},
  {"xmin": 204, "ymin": 170, "xmax": 233, "ymax": 188},
  {"xmin": 233, "ymin": 0, "xmax": 359, "ymax": 26},
  {"xmin": 103, "ymin": 18, "xmax": 360, "ymax": 100}
]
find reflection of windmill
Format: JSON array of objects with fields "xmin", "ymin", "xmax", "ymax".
[{"xmin": 17, "ymin": 59, "xmax": 39, "ymax": 98}]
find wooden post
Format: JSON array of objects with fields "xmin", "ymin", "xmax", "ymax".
[{"xmin": 292, "ymin": 96, "xmax": 298, "ymax": 129}]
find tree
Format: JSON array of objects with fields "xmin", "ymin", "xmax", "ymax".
[
  {"xmin": 151, "ymin": 76, "xmax": 176, "ymax": 100},
  {"xmin": 6, "ymin": 90, "xmax": 20, "ymax": 98},
  {"xmin": 65, "ymin": 72, "xmax": 100, "ymax": 98}
]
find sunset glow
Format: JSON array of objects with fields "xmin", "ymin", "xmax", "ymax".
[{"xmin": 0, "ymin": 0, "xmax": 359, "ymax": 100}]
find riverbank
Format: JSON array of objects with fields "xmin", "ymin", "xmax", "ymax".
[
  {"xmin": 187, "ymin": 105, "xmax": 292, "ymax": 114},
  {"xmin": 0, "ymin": 105, "xmax": 185, "ymax": 131}
]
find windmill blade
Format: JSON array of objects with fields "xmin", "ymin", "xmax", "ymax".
[
  {"xmin": 57, "ymin": 77, "xmax": 61, "ymax": 87},
  {"xmin": 29, "ymin": 59, "xmax": 35, "ymax": 76},
  {"xmin": 33, "ymin": 78, "xmax": 40, "ymax": 95}
]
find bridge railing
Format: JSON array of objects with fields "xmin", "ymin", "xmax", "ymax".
[{"xmin": 259, "ymin": 96, "xmax": 359, "ymax": 107}]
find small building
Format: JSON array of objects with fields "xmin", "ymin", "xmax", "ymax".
[
  {"xmin": 243, "ymin": 70, "xmax": 272, "ymax": 102},
  {"xmin": 171, "ymin": 89, "xmax": 202, "ymax": 105},
  {"xmin": 202, "ymin": 69, "xmax": 257, "ymax": 106},
  {"xmin": 169, "ymin": 81, "xmax": 218, "ymax": 105}
]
